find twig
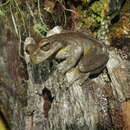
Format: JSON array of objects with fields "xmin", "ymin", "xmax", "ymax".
[
  {"xmin": 10, "ymin": 4, "xmax": 18, "ymax": 36},
  {"xmin": 0, "ymin": 0, "xmax": 10, "ymax": 7},
  {"xmin": 26, "ymin": 1, "xmax": 36, "ymax": 24},
  {"xmin": 60, "ymin": 2, "xmax": 76, "ymax": 14},
  {"xmin": 37, "ymin": 0, "xmax": 43, "ymax": 24},
  {"xmin": 13, "ymin": 0, "xmax": 27, "ymax": 35},
  {"xmin": 37, "ymin": 0, "xmax": 48, "ymax": 31}
]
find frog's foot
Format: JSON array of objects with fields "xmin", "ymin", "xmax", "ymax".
[
  {"xmin": 77, "ymin": 73, "xmax": 90, "ymax": 86},
  {"xmin": 65, "ymin": 67, "xmax": 81, "ymax": 84},
  {"xmin": 65, "ymin": 67, "xmax": 90, "ymax": 86}
]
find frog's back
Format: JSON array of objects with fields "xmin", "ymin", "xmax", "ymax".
[
  {"xmin": 48, "ymin": 32, "xmax": 89, "ymax": 41},
  {"xmin": 48, "ymin": 32, "xmax": 103, "ymax": 48}
]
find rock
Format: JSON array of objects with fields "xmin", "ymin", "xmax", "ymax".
[{"xmin": 107, "ymin": 50, "xmax": 130, "ymax": 101}]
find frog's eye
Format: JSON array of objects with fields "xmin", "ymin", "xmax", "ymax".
[{"xmin": 40, "ymin": 42, "xmax": 50, "ymax": 51}]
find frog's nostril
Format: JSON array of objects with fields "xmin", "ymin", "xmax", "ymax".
[
  {"xmin": 25, "ymin": 48, "xmax": 30, "ymax": 54},
  {"xmin": 25, "ymin": 44, "xmax": 33, "ymax": 55}
]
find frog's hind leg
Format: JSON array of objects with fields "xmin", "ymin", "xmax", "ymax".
[{"xmin": 78, "ymin": 53, "xmax": 109, "ymax": 73}]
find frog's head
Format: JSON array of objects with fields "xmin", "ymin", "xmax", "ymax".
[{"xmin": 25, "ymin": 38, "xmax": 63, "ymax": 64}]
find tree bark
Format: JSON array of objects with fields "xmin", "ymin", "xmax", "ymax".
[{"xmin": 0, "ymin": 23, "xmax": 27, "ymax": 130}]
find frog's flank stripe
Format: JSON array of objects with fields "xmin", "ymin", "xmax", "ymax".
[
  {"xmin": 59, "ymin": 46, "xmax": 70, "ymax": 52},
  {"xmin": 84, "ymin": 45, "xmax": 96, "ymax": 55}
]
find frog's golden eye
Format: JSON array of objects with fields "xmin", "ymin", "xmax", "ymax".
[{"xmin": 40, "ymin": 42, "xmax": 50, "ymax": 51}]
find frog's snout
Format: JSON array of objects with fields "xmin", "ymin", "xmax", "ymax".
[{"xmin": 25, "ymin": 44, "xmax": 36, "ymax": 55}]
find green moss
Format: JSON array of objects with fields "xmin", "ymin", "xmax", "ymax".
[
  {"xmin": 78, "ymin": 9, "xmax": 101, "ymax": 29},
  {"xmin": 0, "ymin": 10, "xmax": 5, "ymax": 17},
  {"xmin": 90, "ymin": 1, "xmax": 104, "ymax": 15},
  {"xmin": 33, "ymin": 23, "xmax": 48, "ymax": 37},
  {"xmin": 90, "ymin": 0, "xmax": 110, "ymax": 17},
  {"xmin": 77, "ymin": 0, "xmax": 110, "ymax": 30},
  {"xmin": 82, "ymin": 15, "xmax": 100, "ymax": 28}
]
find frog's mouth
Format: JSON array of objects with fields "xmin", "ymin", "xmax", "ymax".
[
  {"xmin": 30, "ymin": 55, "xmax": 53, "ymax": 64},
  {"xmin": 28, "ymin": 42, "xmax": 63, "ymax": 64},
  {"xmin": 29, "ymin": 49, "xmax": 60, "ymax": 64},
  {"xmin": 30, "ymin": 56, "xmax": 44, "ymax": 64}
]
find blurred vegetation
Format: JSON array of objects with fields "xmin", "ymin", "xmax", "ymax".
[
  {"xmin": 0, "ymin": 0, "xmax": 48, "ymax": 39},
  {"xmin": 0, "ymin": 0, "xmax": 112, "ymax": 38},
  {"xmin": 109, "ymin": 0, "xmax": 130, "ymax": 39},
  {"xmin": 0, "ymin": 119, "xmax": 7, "ymax": 130},
  {"xmin": 0, "ymin": 0, "xmax": 129, "ymax": 44},
  {"xmin": 0, "ymin": 0, "xmax": 126, "ymax": 37},
  {"xmin": 74, "ymin": 0, "xmax": 110, "ymax": 30}
]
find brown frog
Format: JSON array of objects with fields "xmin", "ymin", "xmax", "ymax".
[{"xmin": 25, "ymin": 32, "xmax": 109, "ymax": 84}]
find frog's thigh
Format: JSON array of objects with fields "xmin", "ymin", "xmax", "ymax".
[
  {"xmin": 78, "ymin": 53, "xmax": 108, "ymax": 73},
  {"xmin": 78, "ymin": 54, "xmax": 92, "ymax": 73}
]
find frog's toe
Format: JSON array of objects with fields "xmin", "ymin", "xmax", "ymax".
[
  {"xmin": 57, "ymin": 67, "xmax": 64, "ymax": 74},
  {"xmin": 77, "ymin": 73, "xmax": 90, "ymax": 86},
  {"xmin": 66, "ymin": 68, "xmax": 81, "ymax": 83},
  {"xmin": 78, "ymin": 79, "xmax": 87, "ymax": 86}
]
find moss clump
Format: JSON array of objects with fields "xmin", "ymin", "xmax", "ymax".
[
  {"xmin": 90, "ymin": 0, "xmax": 104, "ymax": 16},
  {"xmin": 76, "ymin": 0, "xmax": 110, "ymax": 30},
  {"xmin": 33, "ymin": 22, "xmax": 48, "ymax": 37}
]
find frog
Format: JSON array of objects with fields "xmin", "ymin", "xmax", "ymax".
[{"xmin": 25, "ymin": 32, "xmax": 109, "ymax": 84}]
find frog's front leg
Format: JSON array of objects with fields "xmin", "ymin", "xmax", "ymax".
[
  {"xmin": 55, "ymin": 45, "xmax": 71, "ymax": 60},
  {"xmin": 56, "ymin": 45, "xmax": 83, "ymax": 74}
]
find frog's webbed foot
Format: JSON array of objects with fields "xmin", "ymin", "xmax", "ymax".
[
  {"xmin": 65, "ymin": 67, "xmax": 81, "ymax": 84},
  {"xmin": 66, "ymin": 67, "xmax": 90, "ymax": 86},
  {"xmin": 77, "ymin": 73, "xmax": 90, "ymax": 86}
]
